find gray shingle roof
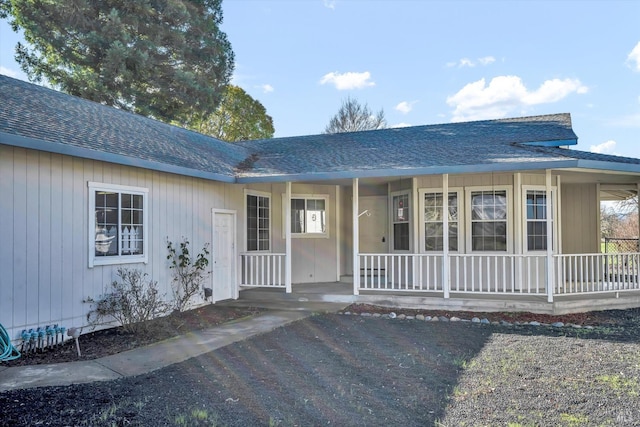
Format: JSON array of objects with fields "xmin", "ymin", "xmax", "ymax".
[
  {"xmin": 235, "ymin": 113, "xmax": 580, "ymax": 180},
  {"xmin": 0, "ymin": 74, "xmax": 248, "ymax": 181},
  {"xmin": 1, "ymin": 74, "xmax": 638, "ymax": 183}
]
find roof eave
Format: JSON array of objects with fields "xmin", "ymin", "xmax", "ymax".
[
  {"xmin": 235, "ymin": 160, "xmax": 580, "ymax": 183},
  {"xmin": 576, "ymin": 159, "xmax": 640, "ymax": 174},
  {"xmin": 518, "ymin": 138, "xmax": 578, "ymax": 147},
  {"xmin": 0, "ymin": 131, "xmax": 237, "ymax": 183}
]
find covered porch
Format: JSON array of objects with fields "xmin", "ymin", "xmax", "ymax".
[{"xmin": 236, "ymin": 167, "xmax": 640, "ymax": 313}]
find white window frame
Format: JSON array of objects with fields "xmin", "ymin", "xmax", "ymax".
[
  {"xmin": 390, "ymin": 190, "xmax": 412, "ymax": 252},
  {"xmin": 282, "ymin": 193, "xmax": 330, "ymax": 238},
  {"xmin": 88, "ymin": 182, "xmax": 149, "ymax": 268},
  {"xmin": 418, "ymin": 188, "xmax": 463, "ymax": 253},
  {"xmin": 245, "ymin": 189, "xmax": 271, "ymax": 252},
  {"xmin": 522, "ymin": 185, "xmax": 558, "ymax": 254},
  {"xmin": 465, "ymin": 186, "xmax": 513, "ymax": 253}
]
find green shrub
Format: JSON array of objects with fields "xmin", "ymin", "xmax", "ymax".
[
  {"xmin": 167, "ymin": 238, "xmax": 211, "ymax": 312},
  {"xmin": 85, "ymin": 268, "xmax": 170, "ymax": 333}
]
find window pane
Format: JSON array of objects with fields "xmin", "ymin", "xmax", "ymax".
[
  {"xmin": 424, "ymin": 192, "xmax": 458, "ymax": 252},
  {"xmin": 93, "ymin": 189, "xmax": 145, "ymax": 259},
  {"xmin": 526, "ymin": 190, "xmax": 551, "ymax": 251},
  {"xmin": 425, "ymin": 223, "xmax": 443, "ymax": 251},
  {"xmin": 95, "ymin": 191, "xmax": 118, "ymax": 257},
  {"xmin": 472, "ymin": 221, "xmax": 507, "ymax": 251},
  {"xmin": 291, "ymin": 199, "xmax": 305, "ymax": 233},
  {"xmin": 393, "ymin": 194, "xmax": 409, "ymax": 222},
  {"xmin": 394, "ymin": 223, "xmax": 410, "ymax": 250},
  {"xmin": 247, "ymin": 194, "xmax": 270, "ymax": 251},
  {"xmin": 470, "ymin": 191, "xmax": 507, "ymax": 252},
  {"xmin": 424, "ymin": 193, "xmax": 442, "ymax": 221},
  {"xmin": 291, "ymin": 197, "xmax": 327, "ymax": 235},
  {"xmin": 449, "ymin": 223, "xmax": 458, "ymax": 251}
]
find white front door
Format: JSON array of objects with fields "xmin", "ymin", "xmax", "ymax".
[{"xmin": 212, "ymin": 210, "xmax": 237, "ymax": 302}]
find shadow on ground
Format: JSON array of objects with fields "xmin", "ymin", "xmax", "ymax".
[{"xmin": 2, "ymin": 313, "xmax": 639, "ymax": 426}]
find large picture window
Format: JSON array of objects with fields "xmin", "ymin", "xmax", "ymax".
[
  {"xmin": 423, "ymin": 191, "xmax": 459, "ymax": 251},
  {"xmin": 89, "ymin": 182, "xmax": 148, "ymax": 267},
  {"xmin": 470, "ymin": 190, "xmax": 508, "ymax": 251},
  {"xmin": 526, "ymin": 190, "xmax": 553, "ymax": 251},
  {"xmin": 291, "ymin": 196, "xmax": 328, "ymax": 236},
  {"xmin": 392, "ymin": 192, "xmax": 410, "ymax": 251},
  {"xmin": 247, "ymin": 192, "xmax": 270, "ymax": 251}
]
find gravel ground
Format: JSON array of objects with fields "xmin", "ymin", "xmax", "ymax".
[{"xmin": 2, "ymin": 308, "xmax": 640, "ymax": 426}]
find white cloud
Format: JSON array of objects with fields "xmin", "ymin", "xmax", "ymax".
[
  {"xmin": 261, "ymin": 84, "xmax": 274, "ymax": 93},
  {"xmin": 395, "ymin": 101, "xmax": 416, "ymax": 114},
  {"xmin": 459, "ymin": 58, "xmax": 474, "ymax": 68},
  {"xmin": 323, "ymin": 0, "xmax": 336, "ymax": 9},
  {"xmin": 319, "ymin": 71, "xmax": 375, "ymax": 90},
  {"xmin": 590, "ymin": 140, "xmax": 617, "ymax": 154},
  {"xmin": 448, "ymin": 56, "xmax": 496, "ymax": 68},
  {"xmin": 446, "ymin": 75, "xmax": 588, "ymax": 122},
  {"xmin": 391, "ymin": 122, "xmax": 412, "ymax": 128},
  {"xmin": 0, "ymin": 66, "xmax": 20, "ymax": 78},
  {"xmin": 627, "ymin": 41, "xmax": 640, "ymax": 72},
  {"xmin": 478, "ymin": 56, "xmax": 496, "ymax": 66}
]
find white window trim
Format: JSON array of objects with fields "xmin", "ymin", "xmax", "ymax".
[
  {"xmin": 88, "ymin": 182, "xmax": 149, "ymax": 268},
  {"xmin": 522, "ymin": 185, "xmax": 558, "ymax": 254},
  {"xmin": 418, "ymin": 187, "xmax": 464, "ymax": 254},
  {"xmin": 244, "ymin": 189, "xmax": 272, "ymax": 252},
  {"xmin": 390, "ymin": 190, "xmax": 412, "ymax": 253},
  {"xmin": 281, "ymin": 193, "xmax": 330, "ymax": 239},
  {"xmin": 465, "ymin": 186, "xmax": 513, "ymax": 254}
]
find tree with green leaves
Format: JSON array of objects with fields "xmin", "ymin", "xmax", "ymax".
[
  {"xmin": 324, "ymin": 96, "xmax": 386, "ymax": 134},
  {"xmin": 0, "ymin": 0, "xmax": 234, "ymax": 124},
  {"xmin": 187, "ymin": 85, "xmax": 274, "ymax": 142}
]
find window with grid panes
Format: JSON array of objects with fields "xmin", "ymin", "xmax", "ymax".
[
  {"xmin": 470, "ymin": 190, "xmax": 507, "ymax": 251},
  {"xmin": 424, "ymin": 192, "xmax": 459, "ymax": 251},
  {"xmin": 392, "ymin": 193, "xmax": 410, "ymax": 251},
  {"xmin": 247, "ymin": 194, "xmax": 270, "ymax": 251},
  {"xmin": 89, "ymin": 182, "xmax": 147, "ymax": 267}
]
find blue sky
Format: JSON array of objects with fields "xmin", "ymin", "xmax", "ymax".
[{"xmin": 1, "ymin": 1, "xmax": 639, "ymax": 157}]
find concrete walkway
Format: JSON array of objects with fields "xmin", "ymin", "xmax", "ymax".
[{"xmin": 0, "ymin": 302, "xmax": 348, "ymax": 391}]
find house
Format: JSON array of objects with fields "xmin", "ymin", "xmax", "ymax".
[{"xmin": 1, "ymin": 74, "xmax": 640, "ymax": 341}]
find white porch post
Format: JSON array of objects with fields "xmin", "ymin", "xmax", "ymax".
[
  {"xmin": 285, "ymin": 181, "xmax": 292, "ymax": 293},
  {"xmin": 336, "ymin": 185, "xmax": 341, "ymax": 282},
  {"xmin": 545, "ymin": 170, "xmax": 554, "ymax": 303},
  {"xmin": 637, "ymin": 183, "xmax": 640, "ymax": 252},
  {"xmin": 442, "ymin": 174, "xmax": 450, "ymax": 299},
  {"xmin": 353, "ymin": 178, "xmax": 360, "ymax": 295}
]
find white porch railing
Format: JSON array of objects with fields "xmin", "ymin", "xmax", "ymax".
[
  {"xmin": 240, "ymin": 253, "xmax": 286, "ymax": 288},
  {"xmin": 358, "ymin": 253, "xmax": 547, "ymax": 295},
  {"xmin": 359, "ymin": 254, "xmax": 444, "ymax": 291},
  {"xmin": 555, "ymin": 253, "xmax": 640, "ymax": 294},
  {"xmin": 449, "ymin": 254, "xmax": 547, "ymax": 295},
  {"xmin": 358, "ymin": 252, "xmax": 640, "ymax": 297},
  {"xmin": 240, "ymin": 252, "xmax": 640, "ymax": 297}
]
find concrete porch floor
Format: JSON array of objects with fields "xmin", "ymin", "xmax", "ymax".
[{"xmin": 229, "ymin": 282, "xmax": 640, "ymax": 315}]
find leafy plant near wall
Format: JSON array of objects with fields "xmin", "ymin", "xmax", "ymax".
[
  {"xmin": 167, "ymin": 238, "xmax": 211, "ymax": 312},
  {"xmin": 85, "ymin": 268, "xmax": 170, "ymax": 334}
]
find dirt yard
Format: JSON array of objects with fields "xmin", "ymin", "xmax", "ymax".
[{"xmin": 2, "ymin": 305, "xmax": 640, "ymax": 426}]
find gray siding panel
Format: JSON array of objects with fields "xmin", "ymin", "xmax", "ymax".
[
  {"xmin": 0, "ymin": 145, "xmax": 241, "ymax": 340},
  {"xmin": 561, "ymin": 183, "xmax": 598, "ymax": 254}
]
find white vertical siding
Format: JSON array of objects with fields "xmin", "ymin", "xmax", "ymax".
[{"xmin": 0, "ymin": 145, "xmax": 242, "ymax": 340}]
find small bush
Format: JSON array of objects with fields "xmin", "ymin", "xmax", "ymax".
[
  {"xmin": 86, "ymin": 268, "xmax": 170, "ymax": 334},
  {"xmin": 167, "ymin": 238, "xmax": 211, "ymax": 312}
]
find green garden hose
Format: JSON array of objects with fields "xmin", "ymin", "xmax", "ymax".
[{"xmin": 0, "ymin": 322, "xmax": 21, "ymax": 362}]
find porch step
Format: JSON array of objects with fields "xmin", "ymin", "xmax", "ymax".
[
  {"xmin": 237, "ymin": 282, "xmax": 355, "ymax": 310},
  {"xmin": 234, "ymin": 284, "xmax": 640, "ymax": 315}
]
